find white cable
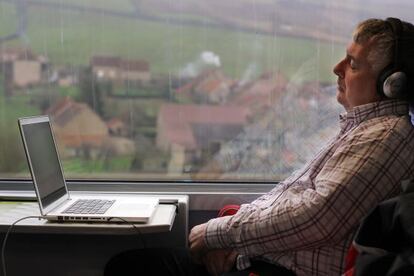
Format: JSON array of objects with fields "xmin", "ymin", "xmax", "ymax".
[{"xmin": 1, "ymin": 216, "xmax": 43, "ymax": 276}]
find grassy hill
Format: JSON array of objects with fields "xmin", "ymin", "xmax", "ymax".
[{"xmin": 0, "ymin": 2, "xmax": 343, "ymax": 83}]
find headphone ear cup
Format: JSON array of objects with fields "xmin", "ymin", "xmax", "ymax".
[
  {"xmin": 383, "ymin": 71, "xmax": 407, "ymax": 98},
  {"xmin": 377, "ymin": 66, "xmax": 393, "ymax": 97}
]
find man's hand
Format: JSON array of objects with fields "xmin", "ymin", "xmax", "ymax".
[
  {"xmin": 202, "ymin": 249, "xmax": 238, "ymax": 276},
  {"xmin": 189, "ymin": 223, "xmax": 208, "ymax": 264}
]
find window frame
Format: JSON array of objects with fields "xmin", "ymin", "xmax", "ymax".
[{"xmin": 0, "ymin": 179, "xmax": 274, "ymax": 210}]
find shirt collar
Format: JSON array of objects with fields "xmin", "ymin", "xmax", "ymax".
[{"xmin": 339, "ymin": 99, "xmax": 409, "ymax": 132}]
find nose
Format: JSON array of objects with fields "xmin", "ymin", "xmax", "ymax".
[{"xmin": 333, "ymin": 58, "xmax": 345, "ymax": 78}]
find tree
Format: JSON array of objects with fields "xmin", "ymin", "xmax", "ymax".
[
  {"xmin": 78, "ymin": 67, "xmax": 111, "ymax": 118},
  {"xmin": 0, "ymin": 124, "xmax": 26, "ymax": 173}
]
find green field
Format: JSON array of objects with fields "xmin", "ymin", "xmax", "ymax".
[
  {"xmin": 62, "ymin": 156, "xmax": 134, "ymax": 173},
  {"xmin": 0, "ymin": 3, "xmax": 18, "ymax": 37},
  {"xmin": 46, "ymin": 0, "xmax": 134, "ymax": 13},
  {"xmin": 0, "ymin": 91, "xmax": 41, "ymax": 123},
  {"xmin": 0, "ymin": 3, "xmax": 343, "ymax": 83},
  {"xmin": 0, "ymin": 82, "xmax": 42, "ymax": 174}
]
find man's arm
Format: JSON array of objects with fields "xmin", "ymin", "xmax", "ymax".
[
  {"xmin": 202, "ymin": 250, "xmax": 238, "ymax": 276},
  {"xmin": 189, "ymin": 223, "xmax": 209, "ymax": 263},
  {"xmin": 202, "ymin": 125, "xmax": 414, "ymax": 257},
  {"xmin": 189, "ymin": 223, "xmax": 239, "ymax": 275}
]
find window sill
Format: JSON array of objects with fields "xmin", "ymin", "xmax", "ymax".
[{"xmin": 0, "ymin": 180, "xmax": 275, "ymax": 210}]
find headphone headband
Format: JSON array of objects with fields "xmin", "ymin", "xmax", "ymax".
[
  {"xmin": 377, "ymin": 17, "xmax": 408, "ymax": 99},
  {"xmin": 385, "ymin": 17, "xmax": 403, "ymax": 69}
]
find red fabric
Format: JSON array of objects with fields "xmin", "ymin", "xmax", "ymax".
[
  {"xmin": 218, "ymin": 204, "xmax": 240, "ymax": 217},
  {"xmin": 343, "ymin": 244, "xmax": 358, "ymax": 276},
  {"xmin": 217, "ymin": 204, "xmax": 359, "ymax": 276}
]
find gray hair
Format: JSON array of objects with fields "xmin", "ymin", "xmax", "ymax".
[
  {"xmin": 353, "ymin": 18, "xmax": 414, "ymax": 103},
  {"xmin": 353, "ymin": 18, "xmax": 395, "ymax": 73}
]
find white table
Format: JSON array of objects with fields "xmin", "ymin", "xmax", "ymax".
[{"xmin": 0, "ymin": 199, "xmax": 177, "ymax": 235}]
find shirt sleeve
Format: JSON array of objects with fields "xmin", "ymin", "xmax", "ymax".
[{"xmin": 204, "ymin": 122, "xmax": 412, "ymax": 257}]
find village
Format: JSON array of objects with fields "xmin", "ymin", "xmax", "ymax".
[{"xmin": 0, "ymin": 47, "xmax": 340, "ymax": 179}]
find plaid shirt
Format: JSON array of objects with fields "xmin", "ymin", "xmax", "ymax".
[{"xmin": 204, "ymin": 100, "xmax": 414, "ymax": 276}]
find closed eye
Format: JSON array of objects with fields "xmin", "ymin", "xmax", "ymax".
[{"xmin": 350, "ymin": 59, "xmax": 357, "ymax": 70}]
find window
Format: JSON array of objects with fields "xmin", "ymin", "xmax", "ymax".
[{"xmin": 0, "ymin": 0, "xmax": 411, "ymax": 182}]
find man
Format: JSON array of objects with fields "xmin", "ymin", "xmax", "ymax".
[{"xmin": 105, "ymin": 18, "xmax": 414, "ymax": 276}]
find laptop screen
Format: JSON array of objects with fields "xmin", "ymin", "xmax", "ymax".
[{"xmin": 20, "ymin": 118, "xmax": 67, "ymax": 209}]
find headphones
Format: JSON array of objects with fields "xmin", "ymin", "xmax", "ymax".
[{"xmin": 377, "ymin": 17, "xmax": 408, "ymax": 99}]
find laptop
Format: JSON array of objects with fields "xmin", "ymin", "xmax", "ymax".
[{"xmin": 18, "ymin": 115, "xmax": 158, "ymax": 223}]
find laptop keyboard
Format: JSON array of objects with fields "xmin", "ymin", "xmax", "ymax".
[{"xmin": 62, "ymin": 199, "xmax": 115, "ymax": 215}]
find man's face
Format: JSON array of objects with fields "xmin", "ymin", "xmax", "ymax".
[{"xmin": 333, "ymin": 40, "xmax": 382, "ymax": 111}]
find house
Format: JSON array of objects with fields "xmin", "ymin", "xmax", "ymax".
[
  {"xmin": 101, "ymin": 136, "xmax": 135, "ymax": 156},
  {"xmin": 107, "ymin": 118, "xmax": 128, "ymax": 136},
  {"xmin": 0, "ymin": 47, "xmax": 37, "ymax": 63},
  {"xmin": 45, "ymin": 97, "xmax": 109, "ymax": 158},
  {"xmin": 120, "ymin": 59, "xmax": 151, "ymax": 84},
  {"xmin": 0, "ymin": 48, "xmax": 47, "ymax": 88},
  {"xmin": 156, "ymin": 103, "xmax": 250, "ymax": 173},
  {"xmin": 230, "ymin": 71, "xmax": 288, "ymax": 118},
  {"xmin": 175, "ymin": 69, "xmax": 235, "ymax": 104},
  {"xmin": 90, "ymin": 55, "xmax": 150, "ymax": 84},
  {"xmin": 90, "ymin": 55, "xmax": 121, "ymax": 80},
  {"xmin": 53, "ymin": 67, "xmax": 78, "ymax": 87},
  {"xmin": 12, "ymin": 60, "xmax": 42, "ymax": 87}
]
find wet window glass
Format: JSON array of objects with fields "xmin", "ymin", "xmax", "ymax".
[{"xmin": 0, "ymin": 0, "xmax": 411, "ymax": 181}]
